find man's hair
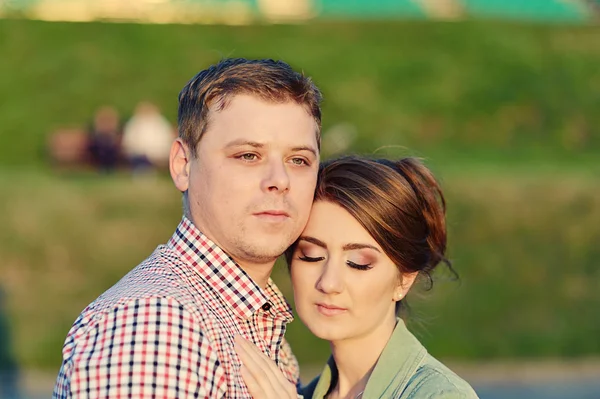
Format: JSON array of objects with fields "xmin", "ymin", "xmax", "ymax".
[{"xmin": 178, "ymin": 58, "xmax": 323, "ymax": 156}]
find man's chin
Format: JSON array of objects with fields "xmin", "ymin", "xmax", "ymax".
[
  {"xmin": 252, "ymin": 218, "xmax": 296, "ymax": 235},
  {"xmin": 240, "ymin": 238, "xmax": 293, "ymax": 262}
]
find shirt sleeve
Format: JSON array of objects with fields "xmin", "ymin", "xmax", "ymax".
[{"xmin": 55, "ymin": 297, "xmax": 226, "ymax": 398}]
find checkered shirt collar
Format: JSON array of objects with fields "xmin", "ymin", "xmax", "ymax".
[{"xmin": 168, "ymin": 216, "xmax": 293, "ymax": 322}]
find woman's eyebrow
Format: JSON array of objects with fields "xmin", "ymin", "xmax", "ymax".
[
  {"xmin": 342, "ymin": 243, "xmax": 380, "ymax": 252},
  {"xmin": 298, "ymin": 236, "xmax": 327, "ymax": 249}
]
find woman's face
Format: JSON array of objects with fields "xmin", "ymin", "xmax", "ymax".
[{"xmin": 291, "ymin": 200, "xmax": 404, "ymax": 343}]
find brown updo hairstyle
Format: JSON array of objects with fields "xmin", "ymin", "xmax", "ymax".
[{"xmin": 286, "ymin": 156, "xmax": 456, "ymax": 315}]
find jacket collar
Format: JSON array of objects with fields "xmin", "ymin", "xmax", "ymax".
[{"xmin": 311, "ymin": 319, "xmax": 427, "ymax": 398}]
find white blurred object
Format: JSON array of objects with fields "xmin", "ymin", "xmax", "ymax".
[
  {"xmin": 418, "ymin": 0, "xmax": 463, "ymax": 20},
  {"xmin": 19, "ymin": 0, "xmax": 255, "ymax": 24},
  {"xmin": 122, "ymin": 102, "xmax": 173, "ymax": 167},
  {"xmin": 322, "ymin": 122, "xmax": 358, "ymax": 156},
  {"xmin": 257, "ymin": 0, "xmax": 314, "ymax": 22}
]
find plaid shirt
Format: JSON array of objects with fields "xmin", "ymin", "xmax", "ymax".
[{"xmin": 53, "ymin": 217, "xmax": 299, "ymax": 398}]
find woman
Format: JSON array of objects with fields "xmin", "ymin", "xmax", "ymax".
[{"xmin": 236, "ymin": 156, "xmax": 479, "ymax": 399}]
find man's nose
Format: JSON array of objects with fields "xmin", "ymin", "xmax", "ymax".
[{"xmin": 261, "ymin": 159, "xmax": 290, "ymax": 193}]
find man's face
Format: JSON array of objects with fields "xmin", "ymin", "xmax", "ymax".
[{"xmin": 185, "ymin": 94, "xmax": 319, "ymax": 267}]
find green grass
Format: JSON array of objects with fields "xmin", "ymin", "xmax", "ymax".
[
  {"xmin": 1, "ymin": 17, "xmax": 599, "ymax": 372},
  {"xmin": 0, "ymin": 18, "xmax": 599, "ymax": 167},
  {"xmin": 1, "ymin": 170, "xmax": 598, "ymax": 371}
]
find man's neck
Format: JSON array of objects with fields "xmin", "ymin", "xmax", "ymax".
[{"xmin": 186, "ymin": 216, "xmax": 275, "ymax": 289}]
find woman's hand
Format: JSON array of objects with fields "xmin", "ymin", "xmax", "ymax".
[{"xmin": 234, "ymin": 335, "xmax": 298, "ymax": 399}]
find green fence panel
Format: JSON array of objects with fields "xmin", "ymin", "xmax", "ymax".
[
  {"xmin": 315, "ymin": 0, "xmax": 427, "ymax": 18},
  {"xmin": 463, "ymin": 0, "xmax": 590, "ymax": 22}
]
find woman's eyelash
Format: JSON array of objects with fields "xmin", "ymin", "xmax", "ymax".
[
  {"xmin": 347, "ymin": 260, "xmax": 373, "ymax": 271},
  {"xmin": 298, "ymin": 255, "xmax": 325, "ymax": 262}
]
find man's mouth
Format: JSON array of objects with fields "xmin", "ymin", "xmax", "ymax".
[{"xmin": 253, "ymin": 210, "xmax": 290, "ymax": 222}]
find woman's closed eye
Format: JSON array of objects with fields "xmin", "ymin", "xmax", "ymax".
[
  {"xmin": 347, "ymin": 260, "xmax": 373, "ymax": 271},
  {"xmin": 297, "ymin": 255, "xmax": 325, "ymax": 262}
]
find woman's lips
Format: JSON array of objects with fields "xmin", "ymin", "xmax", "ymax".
[{"xmin": 316, "ymin": 303, "xmax": 347, "ymax": 316}]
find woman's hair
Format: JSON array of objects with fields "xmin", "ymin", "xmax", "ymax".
[{"xmin": 286, "ymin": 156, "xmax": 456, "ymax": 315}]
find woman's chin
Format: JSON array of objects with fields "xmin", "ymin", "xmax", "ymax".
[{"xmin": 305, "ymin": 323, "xmax": 348, "ymax": 342}]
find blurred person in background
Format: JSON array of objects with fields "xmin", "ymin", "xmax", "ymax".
[
  {"xmin": 0, "ymin": 288, "xmax": 21, "ymax": 399},
  {"xmin": 122, "ymin": 101, "xmax": 175, "ymax": 174},
  {"xmin": 53, "ymin": 58, "xmax": 322, "ymax": 398},
  {"xmin": 87, "ymin": 105, "xmax": 122, "ymax": 173},
  {"xmin": 236, "ymin": 156, "xmax": 479, "ymax": 399}
]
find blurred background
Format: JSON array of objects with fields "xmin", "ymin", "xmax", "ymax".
[{"xmin": 1, "ymin": 0, "xmax": 599, "ymax": 398}]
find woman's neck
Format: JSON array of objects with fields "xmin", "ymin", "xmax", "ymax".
[{"xmin": 328, "ymin": 316, "xmax": 397, "ymax": 399}]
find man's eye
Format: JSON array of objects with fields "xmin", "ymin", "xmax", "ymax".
[
  {"xmin": 298, "ymin": 255, "xmax": 325, "ymax": 262},
  {"xmin": 291, "ymin": 157, "xmax": 308, "ymax": 166},
  {"xmin": 238, "ymin": 153, "xmax": 258, "ymax": 161},
  {"xmin": 347, "ymin": 261, "xmax": 373, "ymax": 271}
]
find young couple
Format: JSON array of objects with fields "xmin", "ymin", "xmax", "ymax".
[{"xmin": 53, "ymin": 58, "xmax": 478, "ymax": 399}]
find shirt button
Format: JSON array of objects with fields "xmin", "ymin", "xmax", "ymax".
[{"xmin": 261, "ymin": 303, "xmax": 271, "ymax": 311}]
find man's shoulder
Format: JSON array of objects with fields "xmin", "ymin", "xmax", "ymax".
[
  {"xmin": 71, "ymin": 245, "xmax": 212, "ymax": 335},
  {"xmin": 97, "ymin": 246, "xmax": 195, "ymax": 305},
  {"xmin": 54, "ymin": 245, "xmax": 231, "ymax": 399}
]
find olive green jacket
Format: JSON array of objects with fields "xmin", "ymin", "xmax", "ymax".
[{"xmin": 300, "ymin": 320, "xmax": 479, "ymax": 399}]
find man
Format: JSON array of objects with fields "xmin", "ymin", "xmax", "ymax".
[{"xmin": 53, "ymin": 58, "xmax": 322, "ymax": 398}]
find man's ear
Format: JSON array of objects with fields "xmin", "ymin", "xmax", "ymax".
[
  {"xmin": 170, "ymin": 138, "xmax": 191, "ymax": 193},
  {"xmin": 394, "ymin": 271, "xmax": 419, "ymax": 302}
]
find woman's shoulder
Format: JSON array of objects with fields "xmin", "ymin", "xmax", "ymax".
[{"xmin": 404, "ymin": 354, "xmax": 479, "ymax": 399}]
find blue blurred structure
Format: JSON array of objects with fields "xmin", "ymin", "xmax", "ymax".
[
  {"xmin": 0, "ymin": 288, "xmax": 21, "ymax": 399},
  {"xmin": 474, "ymin": 380, "xmax": 600, "ymax": 399}
]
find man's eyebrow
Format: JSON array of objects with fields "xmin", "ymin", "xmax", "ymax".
[
  {"xmin": 223, "ymin": 141, "xmax": 317, "ymax": 157},
  {"xmin": 224, "ymin": 139, "xmax": 264, "ymax": 148},
  {"xmin": 298, "ymin": 236, "xmax": 327, "ymax": 249},
  {"xmin": 342, "ymin": 243, "xmax": 381, "ymax": 252},
  {"xmin": 291, "ymin": 146, "xmax": 318, "ymax": 158}
]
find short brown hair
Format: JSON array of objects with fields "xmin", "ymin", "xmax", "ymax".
[
  {"xmin": 286, "ymin": 156, "xmax": 456, "ymax": 315},
  {"xmin": 178, "ymin": 58, "xmax": 323, "ymax": 156}
]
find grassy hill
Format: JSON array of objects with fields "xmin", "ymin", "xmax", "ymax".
[{"xmin": 0, "ymin": 18, "xmax": 599, "ymax": 167}]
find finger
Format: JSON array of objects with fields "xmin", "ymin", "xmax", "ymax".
[
  {"xmin": 235, "ymin": 336, "xmax": 279, "ymax": 394},
  {"xmin": 235, "ymin": 337, "xmax": 282, "ymax": 386},
  {"xmin": 235, "ymin": 337, "xmax": 297, "ymax": 397},
  {"xmin": 235, "ymin": 336, "xmax": 297, "ymax": 397},
  {"xmin": 239, "ymin": 363, "xmax": 267, "ymax": 398},
  {"xmin": 236, "ymin": 336, "xmax": 283, "ymax": 378}
]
